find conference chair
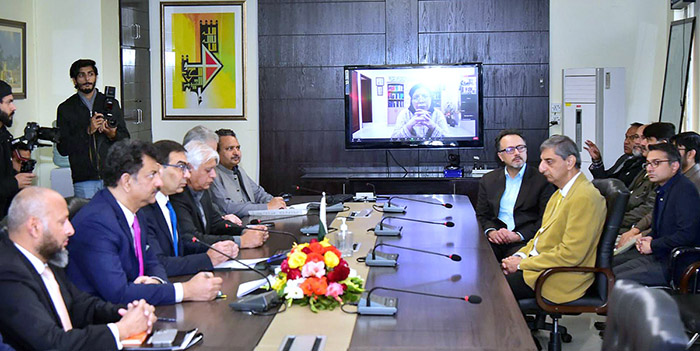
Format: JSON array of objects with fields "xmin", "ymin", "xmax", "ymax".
[
  {"xmin": 65, "ymin": 196, "xmax": 90, "ymax": 220},
  {"xmin": 601, "ymin": 279, "xmax": 688, "ymax": 351},
  {"xmin": 518, "ymin": 178, "xmax": 629, "ymax": 351}
]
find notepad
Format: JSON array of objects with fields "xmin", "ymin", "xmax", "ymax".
[
  {"xmin": 236, "ymin": 276, "xmax": 275, "ymax": 298},
  {"xmin": 213, "ymin": 258, "xmax": 268, "ymax": 270}
]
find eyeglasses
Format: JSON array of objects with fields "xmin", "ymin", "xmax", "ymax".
[
  {"xmin": 643, "ymin": 159, "xmax": 670, "ymax": 169},
  {"xmin": 498, "ymin": 145, "xmax": 527, "ymax": 154},
  {"xmin": 163, "ymin": 163, "xmax": 191, "ymax": 173},
  {"xmin": 625, "ymin": 134, "xmax": 638, "ymax": 141}
]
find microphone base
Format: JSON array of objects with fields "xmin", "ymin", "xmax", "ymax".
[
  {"xmin": 358, "ymin": 294, "xmax": 398, "ymax": 315},
  {"xmin": 364, "ymin": 250, "xmax": 398, "ymax": 267},
  {"xmin": 230, "ymin": 290, "xmax": 281, "ymax": 313},
  {"xmin": 382, "ymin": 204, "xmax": 407, "ymax": 213},
  {"xmin": 374, "ymin": 223, "xmax": 402, "ymax": 236}
]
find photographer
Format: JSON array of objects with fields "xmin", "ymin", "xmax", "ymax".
[
  {"xmin": 57, "ymin": 59, "xmax": 129, "ymax": 198},
  {"xmin": 0, "ymin": 80, "xmax": 35, "ymax": 219}
]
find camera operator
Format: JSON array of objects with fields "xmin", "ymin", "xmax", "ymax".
[
  {"xmin": 11, "ymin": 142, "xmax": 32, "ymax": 173},
  {"xmin": 57, "ymin": 59, "xmax": 130, "ymax": 198},
  {"xmin": 0, "ymin": 80, "xmax": 35, "ymax": 219}
]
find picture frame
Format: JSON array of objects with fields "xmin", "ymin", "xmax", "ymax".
[
  {"xmin": 0, "ymin": 19, "xmax": 27, "ymax": 99},
  {"xmin": 161, "ymin": 1, "xmax": 246, "ymax": 120}
]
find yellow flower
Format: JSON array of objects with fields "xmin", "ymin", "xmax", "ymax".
[
  {"xmin": 272, "ymin": 273, "xmax": 287, "ymax": 292},
  {"xmin": 324, "ymin": 251, "xmax": 339, "ymax": 268},
  {"xmin": 288, "ymin": 251, "xmax": 308, "ymax": 269},
  {"xmin": 319, "ymin": 238, "xmax": 332, "ymax": 248}
]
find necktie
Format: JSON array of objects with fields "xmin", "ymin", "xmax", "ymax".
[
  {"xmin": 233, "ymin": 167, "xmax": 251, "ymax": 202},
  {"xmin": 133, "ymin": 216, "xmax": 144, "ymax": 276},
  {"xmin": 166, "ymin": 201, "xmax": 179, "ymax": 256},
  {"xmin": 41, "ymin": 267, "xmax": 73, "ymax": 331}
]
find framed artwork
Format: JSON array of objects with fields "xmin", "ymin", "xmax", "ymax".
[
  {"xmin": 0, "ymin": 19, "xmax": 26, "ymax": 99},
  {"xmin": 161, "ymin": 1, "xmax": 246, "ymax": 120}
]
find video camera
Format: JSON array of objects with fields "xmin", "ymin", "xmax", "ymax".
[
  {"xmin": 102, "ymin": 86, "xmax": 118, "ymax": 128},
  {"xmin": 13, "ymin": 122, "xmax": 60, "ymax": 150}
]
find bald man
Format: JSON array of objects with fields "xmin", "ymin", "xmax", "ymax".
[{"xmin": 0, "ymin": 187, "xmax": 156, "ymax": 351}]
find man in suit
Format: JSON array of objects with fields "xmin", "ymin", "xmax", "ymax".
[
  {"xmin": 142, "ymin": 140, "xmax": 239, "ymax": 277},
  {"xmin": 502, "ymin": 135, "xmax": 607, "ymax": 304},
  {"xmin": 0, "ymin": 187, "xmax": 156, "ymax": 351},
  {"xmin": 613, "ymin": 143, "xmax": 700, "ymax": 286},
  {"xmin": 171, "ymin": 140, "xmax": 268, "ymax": 248},
  {"xmin": 66, "ymin": 139, "xmax": 223, "ymax": 306},
  {"xmin": 476, "ymin": 130, "xmax": 555, "ymax": 261},
  {"xmin": 209, "ymin": 128, "xmax": 286, "ymax": 217},
  {"xmin": 584, "ymin": 122, "xmax": 644, "ymax": 187}
]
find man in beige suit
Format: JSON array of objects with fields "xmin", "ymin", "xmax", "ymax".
[{"xmin": 502, "ymin": 135, "xmax": 607, "ymax": 304}]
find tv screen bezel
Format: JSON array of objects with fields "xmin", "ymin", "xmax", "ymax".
[{"xmin": 344, "ymin": 63, "xmax": 484, "ymax": 150}]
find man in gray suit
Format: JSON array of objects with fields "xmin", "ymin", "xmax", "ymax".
[{"xmin": 209, "ymin": 129, "xmax": 286, "ymax": 217}]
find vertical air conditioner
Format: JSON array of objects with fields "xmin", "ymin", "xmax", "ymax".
[{"xmin": 562, "ymin": 68, "xmax": 626, "ymax": 179}]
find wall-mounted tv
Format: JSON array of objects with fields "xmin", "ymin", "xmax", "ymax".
[{"xmin": 344, "ymin": 63, "xmax": 484, "ymax": 150}]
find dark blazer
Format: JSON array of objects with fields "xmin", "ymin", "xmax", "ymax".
[
  {"xmin": 170, "ymin": 187, "xmax": 243, "ymax": 245},
  {"xmin": 476, "ymin": 165, "xmax": 555, "ymax": 242},
  {"xmin": 590, "ymin": 154, "xmax": 644, "ymax": 188},
  {"xmin": 140, "ymin": 202, "xmax": 213, "ymax": 277},
  {"xmin": 649, "ymin": 172, "xmax": 700, "ymax": 272},
  {"xmin": 56, "ymin": 92, "xmax": 130, "ymax": 183},
  {"xmin": 0, "ymin": 127, "xmax": 18, "ymax": 218},
  {"xmin": 0, "ymin": 235, "xmax": 120, "ymax": 351},
  {"xmin": 66, "ymin": 189, "xmax": 176, "ymax": 306}
]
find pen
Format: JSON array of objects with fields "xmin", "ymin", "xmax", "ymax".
[{"xmin": 157, "ymin": 317, "xmax": 177, "ymax": 322}]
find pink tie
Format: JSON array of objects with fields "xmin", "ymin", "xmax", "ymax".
[
  {"xmin": 41, "ymin": 267, "xmax": 73, "ymax": 331},
  {"xmin": 133, "ymin": 217, "xmax": 144, "ymax": 276}
]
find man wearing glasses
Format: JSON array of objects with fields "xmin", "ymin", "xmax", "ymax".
[
  {"xmin": 476, "ymin": 130, "xmax": 554, "ymax": 261},
  {"xmin": 140, "ymin": 140, "xmax": 239, "ymax": 277},
  {"xmin": 613, "ymin": 143, "xmax": 700, "ymax": 286},
  {"xmin": 584, "ymin": 122, "xmax": 644, "ymax": 187}
]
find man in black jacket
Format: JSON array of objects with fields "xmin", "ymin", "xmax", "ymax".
[
  {"xmin": 142, "ymin": 140, "xmax": 238, "ymax": 276},
  {"xmin": 613, "ymin": 143, "xmax": 700, "ymax": 286},
  {"xmin": 584, "ymin": 122, "xmax": 645, "ymax": 187},
  {"xmin": 170, "ymin": 140, "xmax": 268, "ymax": 248},
  {"xmin": 476, "ymin": 130, "xmax": 555, "ymax": 261},
  {"xmin": 56, "ymin": 59, "xmax": 130, "ymax": 199},
  {"xmin": 0, "ymin": 80, "xmax": 34, "ymax": 218},
  {"xmin": 0, "ymin": 187, "xmax": 155, "ymax": 351}
]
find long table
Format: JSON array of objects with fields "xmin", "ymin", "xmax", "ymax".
[{"xmin": 157, "ymin": 195, "xmax": 536, "ymax": 351}]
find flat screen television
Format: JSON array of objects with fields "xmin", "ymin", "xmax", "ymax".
[{"xmin": 344, "ymin": 63, "xmax": 484, "ymax": 149}]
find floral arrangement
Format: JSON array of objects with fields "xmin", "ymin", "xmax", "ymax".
[{"xmin": 271, "ymin": 238, "xmax": 364, "ymax": 312}]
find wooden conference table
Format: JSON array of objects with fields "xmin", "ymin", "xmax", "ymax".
[{"xmin": 156, "ymin": 195, "xmax": 536, "ymax": 351}]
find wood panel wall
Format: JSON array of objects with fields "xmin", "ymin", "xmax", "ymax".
[{"xmin": 258, "ymin": 0, "xmax": 549, "ymax": 194}]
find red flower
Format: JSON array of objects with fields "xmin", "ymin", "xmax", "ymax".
[
  {"xmin": 301, "ymin": 247, "xmax": 312, "ymax": 254},
  {"xmin": 280, "ymin": 259, "xmax": 290, "ymax": 273},
  {"xmin": 287, "ymin": 268, "xmax": 301, "ymax": 280},
  {"xmin": 305, "ymin": 252, "xmax": 324, "ymax": 263},
  {"xmin": 310, "ymin": 238, "xmax": 318, "ymax": 243},
  {"xmin": 327, "ymin": 260, "xmax": 349, "ymax": 282},
  {"xmin": 309, "ymin": 242, "xmax": 324, "ymax": 254},
  {"xmin": 300, "ymin": 276, "xmax": 328, "ymax": 296}
]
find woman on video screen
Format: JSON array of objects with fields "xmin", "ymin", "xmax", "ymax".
[{"xmin": 391, "ymin": 84, "xmax": 449, "ymax": 139}]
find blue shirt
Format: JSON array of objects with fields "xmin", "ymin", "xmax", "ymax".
[{"xmin": 498, "ymin": 164, "xmax": 526, "ymax": 232}]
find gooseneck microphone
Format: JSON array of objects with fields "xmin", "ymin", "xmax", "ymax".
[
  {"xmin": 374, "ymin": 216, "xmax": 455, "ymax": 236},
  {"xmin": 365, "ymin": 242, "xmax": 461, "ymax": 267},
  {"xmin": 358, "ymin": 286, "xmax": 481, "ymax": 315},
  {"xmin": 372, "ymin": 242, "xmax": 461, "ymax": 261},
  {"xmin": 387, "ymin": 196, "xmax": 453, "ymax": 208},
  {"xmin": 249, "ymin": 213, "xmax": 316, "ymax": 225},
  {"xmin": 366, "ymin": 182, "xmax": 376, "ymax": 194},
  {"xmin": 245, "ymin": 226, "xmax": 297, "ymax": 244},
  {"xmin": 185, "ymin": 235, "xmax": 281, "ymax": 313},
  {"xmin": 294, "ymin": 185, "xmax": 323, "ymax": 194}
]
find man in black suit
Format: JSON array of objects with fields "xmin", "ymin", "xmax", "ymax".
[
  {"xmin": 0, "ymin": 187, "xmax": 156, "ymax": 351},
  {"xmin": 170, "ymin": 140, "xmax": 268, "ymax": 247},
  {"xmin": 476, "ymin": 130, "xmax": 555, "ymax": 260},
  {"xmin": 142, "ymin": 140, "xmax": 238, "ymax": 276},
  {"xmin": 613, "ymin": 143, "xmax": 700, "ymax": 286},
  {"xmin": 584, "ymin": 122, "xmax": 645, "ymax": 187}
]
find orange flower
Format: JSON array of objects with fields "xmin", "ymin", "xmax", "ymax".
[
  {"xmin": 305, "ymin": 252, "xmax": 324, "ymax": 263},
  {"xmin": 309, "ymin": 242, "xmax": 324, "ymax": 254},
  {"xmin": 300, "ymin": 277, "xmax": 328, "ymax": 296}
]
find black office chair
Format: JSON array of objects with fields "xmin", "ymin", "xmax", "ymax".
[
  {"xmin": 602, "ymin": 279, "xmax": 688, "ymax": 351},
  {"xmin": 518, "ymin": 178, "xmax": 629, "ymax": 351},
  {"xmin": 65, "ymin": 196, "xmax": 90, "ymax": 220}
]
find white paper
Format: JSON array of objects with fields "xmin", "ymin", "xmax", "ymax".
[
  {"xmin": 213, "ymin": 258, "xmax": 268, "ymax": 270},
  {"xmin": 236, "ymin": 276, "xmax": 275, "ymax": 298}
]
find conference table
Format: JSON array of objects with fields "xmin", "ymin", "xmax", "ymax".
[{"xmin": 157, "ymin": 195, "xmax": 536, "ymax": 351}]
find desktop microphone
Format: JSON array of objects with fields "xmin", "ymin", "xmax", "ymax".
[
  {"xmin": 244, "ymin": 225, "xmax": 297, "ymax": 244},
  {"xmin": 358, "ymin": 286, "xmax": 481, "ymax": 315},
  {"xmin": 184, "ymin": 235, "xmax": 280, "ymax": 313},
  {"xmin": 374, "ymin": 216, "xmax": 455, "ymax": 236},
  {"xmin": 249, "ymin": 213, "xmax": 315, "ymax": 225},
  {"xmin": 365, "ymin": 242, "xmax": 462, "ymax": 267},
  {"xmin": 382, "ymin": 196, "xmax": 453, "ymax": 213}
]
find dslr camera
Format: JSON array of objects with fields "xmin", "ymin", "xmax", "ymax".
[
  {"xmin": 101, "ymin": 85, "xmax": 118, "ymax": 128},
  {"xmin": 11, "ymin": 122, "xmax": 60, "ymax": 173}
]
